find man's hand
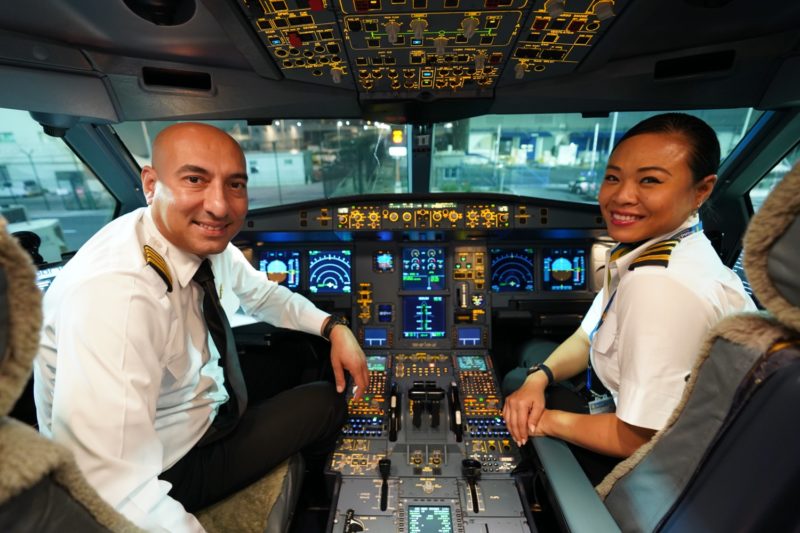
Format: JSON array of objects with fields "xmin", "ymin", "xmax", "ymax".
[
  {"xmin": 329, "ymin": 325, "xmax": 368, "ymax": 400},
  {"xmin": 502, "ymin": 371, "xmax": 548, "ymax": 446}
]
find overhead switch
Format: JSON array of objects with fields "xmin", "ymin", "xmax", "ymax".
[
  {"xmin": 461, "ymin": 17, "xmax": 479, "ymax": 40},
  {"xmin": 434, "ymin": 35, "xmax": 448, "ymax": 56},
  {"xmin": 331, "ymin": 67, "xmax": 343, "ymax": 83},
  {"xmin": 409, "ymin": 18, "xmax": 427, "ymax": 40},
  {"xmin": 594, "ymin": 0, "xmax": 615, "ymax": 20},
  {"xmin": 288, "ymin": 32, "xmax": 302, "ymax": 48},
  {"xmin": 514, "ymin": 62, "xmax": 525, "ymax": 79},
  {"xmin": 385, "ymin": 21, "xmax": 401, "ymax": 44},
  {"xmin": 475, "ymin": 52, "xmax": 487, "ymax": 71},
  {"xmin": 545, "ymin": 0, "xmax": 565, "ymax": 18}
]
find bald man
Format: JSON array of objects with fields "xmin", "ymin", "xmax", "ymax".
[{"xmin": 34, "ymin": 123, "xmax": 367, "ymax": 532}]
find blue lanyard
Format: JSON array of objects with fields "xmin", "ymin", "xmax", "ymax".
[{"xmin": 586, "ymin": 222, "xmax": 703, "ymax": 393}]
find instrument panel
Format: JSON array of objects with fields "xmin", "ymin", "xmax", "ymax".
[{"xmin": 238, "ymin": 196, "xmax": 602, "ymax": 532}]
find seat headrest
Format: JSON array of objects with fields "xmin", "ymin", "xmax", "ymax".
[
  {"xmin": 0, "ymin": 217, "xmax": 42, "ymax": 416},
  {"xmin": 743, "ymin": 161, "xmax": 800, "ymax": 331}
]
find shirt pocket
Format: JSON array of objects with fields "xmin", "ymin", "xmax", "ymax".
[
  {"xmin": 592, "ymin": 312, "xmax": 617, "ymax": 358},
  {"xmin": 163, "ymin": 321, "xmax": 189, "ymax": 380}
]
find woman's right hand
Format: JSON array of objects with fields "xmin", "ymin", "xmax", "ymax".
[{"xmin": 502, "ymin": 371, "xmax": 549, "ymax": 446}]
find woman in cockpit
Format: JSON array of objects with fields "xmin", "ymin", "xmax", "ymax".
[{"xmin": 502, "ymin": 113, "xmax": 755, "ymax": 484}]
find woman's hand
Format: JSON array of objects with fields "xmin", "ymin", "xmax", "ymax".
[{"xmin": 502, "ymin": 371, "xmax": 549, "ymax": 446}]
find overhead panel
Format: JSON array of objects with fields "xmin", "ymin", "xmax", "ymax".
[{"xmin": 235, "ymin": 0, "xmax": 625, "ymax": 98}]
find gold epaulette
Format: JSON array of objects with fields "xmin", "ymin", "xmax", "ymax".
[
  {"xmin": 143, "ymin": 245, "xmax": 173, "ymax": 292},
  {"xmin": 628, "ymin": 239, "xmax": 679, "ymax": 270}
]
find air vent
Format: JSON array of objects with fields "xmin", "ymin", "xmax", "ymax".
[
  {"xmin": 141, "ymin": 67, "xmax": 212, "ymax": 91},
  {"xmin": 654, "ymin": 50, "xmax": 735, "ymax": 80}
]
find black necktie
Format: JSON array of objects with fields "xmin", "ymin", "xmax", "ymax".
[{"xmin": 193, "ymin": 259, "xmax": 248, "ymax": 445}]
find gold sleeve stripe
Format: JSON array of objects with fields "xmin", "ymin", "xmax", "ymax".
[{"xmin": 143, "ymin": 245, "xmax": 173, "ymax": 292}]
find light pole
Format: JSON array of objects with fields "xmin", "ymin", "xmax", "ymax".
[{"xmin": 19, "ymin": 147, "xmax": 50, "ymax": 210}]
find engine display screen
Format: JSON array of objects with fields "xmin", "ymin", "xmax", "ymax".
[
  {"xmin": 402, "ymin": 247, "xmax": 445, "ymax": 291},
  {"xmin": 402, "ymin": 295, "xmax": 446, "ymax": 339},
  {"xmin": 542, "ymin": 247, "xmax": 587, "ymax": 291},
  {"xmin": 408, "ymin": 505, "xmax": 453, "ymax": 533},
  {"xmin": 259, "ymin": 250, "xmax": 301, "ymax": 289},
  {"xmin": 490, "ymin": 247, "xmax": 535, "ymax": 292},
  {"xmin": 308, "ymin": 249, "xmax": 352, "ymax": 294}
]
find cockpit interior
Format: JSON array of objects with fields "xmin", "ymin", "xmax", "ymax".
[{"xmin": 1, "ymin": 0, "xmax": 799, "ymax": 531}]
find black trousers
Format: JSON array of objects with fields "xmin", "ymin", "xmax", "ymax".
[
  {"xmin": 160, "ymin": 381, "xmax": 346, "ymax": 512},
  {"xmin": 545, "ymin": 385, "xmax": 621, "ymax": 486}
]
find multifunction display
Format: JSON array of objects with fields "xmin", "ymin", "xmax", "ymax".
[
  {"xmin": 308, "ymin": 249, "xmax": 352, "ymax": 294},
  {"xmin": 542, "ymin": 247, "xmax": 587, "ymax": 291},
  {"xmin": 259, "ymin": 249, "xmax": 301, "ymax": 289},
  {"xmin": 489, "ymin": 247, "xmax": 535, "ymax": 292},
  {"xmin": 402, "ymin": 247, "xmax": 446, "ymax": 291},
  {"xmin": 402, "ymin": 295, "xmax": 446, "ymax": 339}
]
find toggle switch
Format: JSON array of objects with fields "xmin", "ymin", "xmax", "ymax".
[
  {"xmin": 385, "ymin": 21, "xmax": 401, "ymax": 44},
  {"xmin": 409, "ymin": 18, "xmax": 428, "ymax": 40},
  {"xmin": 461, "ymin": 17, "xmax": 479, "ymax": 40}
]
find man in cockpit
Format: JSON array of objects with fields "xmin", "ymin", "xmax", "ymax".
[{"xmin": 33, "ymin": 122, "xmax": 368, "ymax": 532}]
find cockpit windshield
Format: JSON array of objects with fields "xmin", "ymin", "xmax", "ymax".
[{"xmin": 113, "ymin": 108, "xmax": 761, "ymax": 209}]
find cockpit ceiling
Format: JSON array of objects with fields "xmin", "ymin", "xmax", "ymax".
[{"xmin": 236, "ymin": 0, "xmax": 626, "ymax": 99}]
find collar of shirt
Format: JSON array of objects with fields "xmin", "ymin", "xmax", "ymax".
[
  {"xmin": 603, "ymin": 213, "xmax": 701, "ymax": 295},
  {"xmin": 142, "ymin": 208, "xmax": 203, "ymax": 290}
]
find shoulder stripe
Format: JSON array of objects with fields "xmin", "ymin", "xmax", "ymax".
[
  {"xmin": 143, "ymin": 245, "xmax": 173, "ymax": 292},
  {"xmin": 628, "ymin": 239, "xmax": 679, "ymax": 271}
]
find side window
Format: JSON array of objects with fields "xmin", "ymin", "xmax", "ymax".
[
  {"xmin": 733, "ymin": 143, "xmax": 800, "ymax": 297},
  {"xmin": 0, "ymin": 108, "xmax": 117, "ymax": 262}
]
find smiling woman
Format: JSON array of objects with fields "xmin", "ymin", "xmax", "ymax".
[
  {"xmin": 599, "ymin": 114, "xmax": 719, "ymax": 244},
  {"xmin": 502, "ymin": 112, "xmax": 755, "ymax": 485}
]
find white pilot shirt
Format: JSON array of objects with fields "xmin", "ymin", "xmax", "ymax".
[
  {"xmin": 33, "ymin": 207, "xmax": 330, "ymax": 533},
  {"xmin": 580, "ymin": 215, "xmax": 755, "ymax": 430}
]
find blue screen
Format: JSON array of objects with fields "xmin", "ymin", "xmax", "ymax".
[
  {"xmin": 308, "ymin": 249, "xmax": 352, "ymax": 294},
  {"xmin": 457, "ymin": 327, "xmax": 483, "ymax": 347},
  {"xmin": 402, "ymin": 247, "xmax": 445, "ymax": 290},
  {"xmin": 259, "ymin": 250, "xmax": 301, "ymax": 289},
  {"xmin": 542, "ymin": 248, "xmax": 587, "ymax": 291},
  {"xmin": 363, "ymin": 327, "xmax": 388, "ymax": 347},
  {"xmin": 490, "ymin": 248, "xmax": 535, "ymax": 292},
  {"xmin": 402, "ymin": 295, "xmax": 446, "ymax": 339}
]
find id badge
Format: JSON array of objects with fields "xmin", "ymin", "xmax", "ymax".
[{"xmin": 588, "ymin": 394, "xmax": 615, "ymax": 415}]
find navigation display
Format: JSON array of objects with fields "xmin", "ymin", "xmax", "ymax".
[
  {"xmin": 259, "ymin": 250, "xmax": 301, "ymax": 289},
  {"xmin": 402, "ymin": 295, "xmax": 446, "ymax": 339},
  {"xmin": 490, "ymin": 247, "xmax": 535, "ymax": 292},
  {"xmin": 308, "ymin": 249, "xmax": 352, "ymax": 294},
  {"xmin": 402, "ymin": 247, "xmax": 445, "ymax": 290},
  {"xmin": 408, "ymin": 505, "xmax": 453, "ymax": 533},
  {"xmin": 542, "ymin": 247, "xmax": 587, "ymax": 291}
]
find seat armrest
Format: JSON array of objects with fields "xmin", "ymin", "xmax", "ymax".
[{"xmin": 533, "ymin": 437, "xmax": 620, "ymax": 533}]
